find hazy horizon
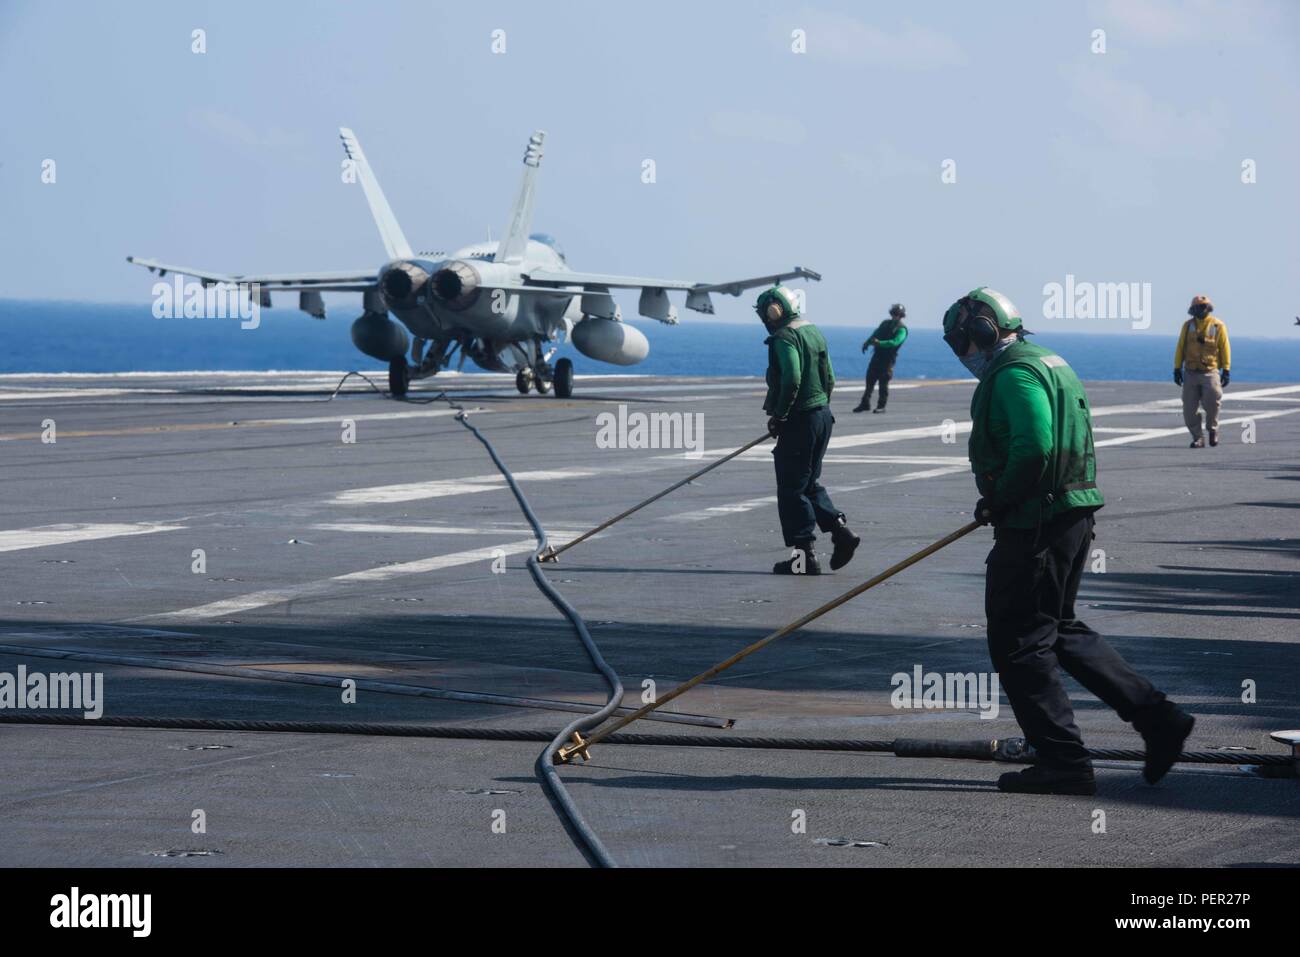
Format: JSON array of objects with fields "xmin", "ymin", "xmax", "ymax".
[{"xmin": 2, "ymin": 0, "xmax": 1298, "ymax": 340}]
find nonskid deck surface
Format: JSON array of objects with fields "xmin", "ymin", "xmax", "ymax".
[{"xmin": 0, "ymin": 371, "xmax": 1296, "ymax": 866}]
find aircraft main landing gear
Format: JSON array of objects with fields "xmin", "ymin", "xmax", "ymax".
[
  {"xmin": 515, "ymin": 369, "xmax": 533, "ymax": 394},
  {"xmin": 388, "ymin": 358, "xmax": 410, "ymax": 397},
  {"xmin": 553, "ymin": 358, "xmax": 574, "ymax": 399}
]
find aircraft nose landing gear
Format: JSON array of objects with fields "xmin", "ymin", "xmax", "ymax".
[{"xmin": 514, "ymin": 340, "xmax": 573, "ymax": 398}]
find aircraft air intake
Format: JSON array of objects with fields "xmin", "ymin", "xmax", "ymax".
[{"xmin": 431, "ymin": 260, "xmax": 481, "ymax": 311}]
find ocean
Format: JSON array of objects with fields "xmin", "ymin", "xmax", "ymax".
[{"xmin": 3, "ymin": 299, "xmax": 1297, "ymax": 383}]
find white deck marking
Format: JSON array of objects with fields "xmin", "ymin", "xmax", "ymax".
[
  {"xmin": 1094, "ymin": 408, "xmax": 1300, "ymax": 447},
  {"xmin": 0, "ymin": 523, "xmax": 185, "ymax": 553},
  {"xmin": 330, "ymin": 469, "xmax": 597, "ymax": 505},
  {"xmin": 816, "ymin": 455, "xmax": 970, "ymax": 466},
  {"xmin": 143, "ymin": 538, "xmax": 542, "ymax": 620},
  {"xmin": 311, "ymin": 522, "xmax": 588, "ymax": 537},
  {"xmin": 0, "ymin": 406, "xmax": 487, "ymax": 442},
  {"xmin": 665, "ymin": 465, "xmax": 968, "ymax": 523}
]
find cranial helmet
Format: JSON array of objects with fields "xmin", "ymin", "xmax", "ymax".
[
  {"xmin": 755, "ymin": 285, "xmax": 802, "ymax": 325},
  {"xmin": 942, "ymin": 286, "xmax": 1023, "ymax": 355},
  {"xmin": 1188, "ymin": 294, "xmax": 1214, "ymax": 316},
  {"xmin": 889, "ymin": 303, "xmax": 906, "ymax": 318}
]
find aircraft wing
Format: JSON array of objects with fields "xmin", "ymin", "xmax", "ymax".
[
  {"xmin": 126, "ymin": 257, "xmax": 377, "ymax": 292},
  {"xmin": 521, "ymin": 266, "xmax": 821, "ymax": 321}
]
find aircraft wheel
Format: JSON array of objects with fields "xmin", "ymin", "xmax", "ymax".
[
  {"xmin": 388, "ymin": 358, "xmax": 410, "ymax": 398},
  {"xmin": 535, "ymin": 373, "xmax": 552, "ymax": 395},
  {"xmin": 515, "ymin": 369, "xmax": 533, "ymax": 394},
  {"xmin": 553, "ymin": 358, "xmax": 574, "ymax": 398}
]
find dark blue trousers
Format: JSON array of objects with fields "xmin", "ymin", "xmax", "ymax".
[
  {"xmin": 772, "ymin": 405, "xmax": 843, "ymax": 546},
  {"xmin": 986, "ymin": 509, "xmax": 1165, "ymax": 768}
]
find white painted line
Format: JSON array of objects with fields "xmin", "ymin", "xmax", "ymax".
[
  {"xmin": 142, "ymin": 538, "xmax": 542, "ymax": 620},
  {"xmin": 0, "ymin": 389, "xmax": 146, "ymax": 401},
  {"xmin": 820, "ymin": 455, "xmax": 970, "ymax": 465},
  {"xmin": 330, "ymin": 469, "xmax": 597, "ymax": 505},
  {"xmin": 1220, "ymin": 396, "xmax": 1300, "ymax": 404},
  {"xmin": 0, "ymin": 522, "xmax": 185, "ymax": 554},
  {"xmin": 239, "ymin": 408, "xmax": 482, "ymax": 426},
  {"xmin": 1094, "ymin": 408, "xmax": 1300, "ymax": 447},
  {"xmin": 665, "ymin": 465, "xmax": 968, "ymax": 523},
  {"xmin": 311, "ymin": 522, "xmax": 588, "ymax": 537}
]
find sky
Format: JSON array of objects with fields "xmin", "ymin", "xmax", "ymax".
[{"xmin": 1, "ymin": 0, "xmax": 1297, "ymax": 337}]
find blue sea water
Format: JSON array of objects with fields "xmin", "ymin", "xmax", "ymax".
[{"xmin": 3, "ymin": 299, "xmax": 1298, "ymax": 383}]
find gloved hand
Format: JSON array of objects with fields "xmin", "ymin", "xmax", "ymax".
[
  {"xmin": 1220, "ymin": 369, "xmax": 1230, "ymax": 388},
  {"xmin": 767, "ymin": 416, "xmax": 786, "ymax": 437},
  {"xmin": 974, "ymin": 497, "xmax": 1007, "ymax": 526},
  {"xmin": 861, "ymin": 341, "xmax": 869, "ymax": 354},
  {"xmin": 1173, "ymin": 369, "xmax": 1183, "ymax": 386}
]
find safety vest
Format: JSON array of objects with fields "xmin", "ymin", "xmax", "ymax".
[
  {"xmin": 1176, "ymin": 316, "xmax": 1228, "ymax": 372},
  {"xmin": 968, "ymin": 340, "xmax": 1103, "ymax": 528},
  {"xmin": 763, "ymin": 319, "xmax": 834, "ymax": 415}
]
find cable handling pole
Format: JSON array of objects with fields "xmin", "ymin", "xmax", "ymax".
[
  {"xmin": 556, "ymin": 520, "xmax": 983, "ymax": 763},
  {"xmin": 538, "ymin": 432, "xmax": 772, "ymax": 562}
]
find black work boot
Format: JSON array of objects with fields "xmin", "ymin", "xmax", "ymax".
[
  {"xmin": 853, "ymin": 399, "xmax": 870, "ymax": 413},
  {"xmin": 997, "ymin": 764, "xmax": 1097, "ymax": 796},
  {"xmin": 1189, "ymin": 435, "xmax": 1205, "ymax": 448},
  {"xmin": 1135, "ymin": 702, "xmax": 1195, "ymax": 785},
  {"xmin": 773, "ymin": 544, "xmax": 821, "ymax": 576},
  {"xmin": 1208, "ymin": 428, "xmax": 1219, "ymax": 447},
  {"xmin": 829, "ymin": 524, "xmax": 861, "ymax": 571},
  {"xmin": 872, "ymin": 405, "xmax": 887, "ymax": 414}
]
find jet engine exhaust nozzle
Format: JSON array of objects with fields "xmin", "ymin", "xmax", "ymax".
[
  {"xmin": 431, "ymin": 260, "xmax": 481, "ymax": 311},
  {"xmin": 380, "ymin": 262, "xmax": 430, "ymax": 308}
]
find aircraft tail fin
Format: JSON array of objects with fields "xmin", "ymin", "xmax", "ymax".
[
  {"xmin": 339, "ymin": 128, "xmax": 414, "ymax": 261},
  {"xmin": 494, "ymin": 130, "xmax": 546, "ymax": 264}
]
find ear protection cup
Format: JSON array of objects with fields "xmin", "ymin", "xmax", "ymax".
[
  {"xmin": 967, "ymin": 305, "xmax": 1000, "ymax": 350},
  {"xmin": 944, "ymin": 297, "xmax": 1000, "ymax": 354}
]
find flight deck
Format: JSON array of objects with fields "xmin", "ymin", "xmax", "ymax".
[{"xmin": 1, "ymin": 371, "xmax": 1296, "ymax": 867}]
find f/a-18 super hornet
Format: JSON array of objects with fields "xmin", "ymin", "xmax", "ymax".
[{"xmin": 128, "ymin": 129, "xmax": 820, "ymax": 398}]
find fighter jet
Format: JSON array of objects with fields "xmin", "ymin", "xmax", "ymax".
[{"xmin": 128, "ymin": 129, "xmax": 820, "ymax": 398}]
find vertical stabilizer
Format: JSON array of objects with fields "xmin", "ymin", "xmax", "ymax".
[
  {"xmin": 339, "ymin": 128, "xmax": 414, "ymax": 260},
  {"xmin": 494, "ymin": 131, "xmax": 546, "ymax": 264}
]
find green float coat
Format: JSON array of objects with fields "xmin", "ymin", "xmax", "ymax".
[
  {"xmin": 763, "ymin": 319, "xmax": 835, "ymax": 419},
  {"xmin": 968, "ymin": 340, "xmax": 1103, "ymax": 529}
]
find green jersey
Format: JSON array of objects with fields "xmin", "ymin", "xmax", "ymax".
[{"xmin": 866, "ymin": 319, "xmax": 908, "ymax": 359}]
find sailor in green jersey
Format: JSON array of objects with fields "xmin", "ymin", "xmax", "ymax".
[
  {"xmin": 757, "ymin": 285, "xmax": 860, "ymax": 576},
  {"xmin": 853, "ymin": 303, "xmax": 908, "ymax": 413},
  {"xmin": 942, "ymin": 287, "xmax": 1194, "ymax": 795}
]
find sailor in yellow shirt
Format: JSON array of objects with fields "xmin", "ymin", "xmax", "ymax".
[{"xmin": 1173, "ymin": 294, "xmax": 1230, "ymax": 448}]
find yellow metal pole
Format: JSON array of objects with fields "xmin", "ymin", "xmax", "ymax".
[
  {"xmin": 538, "ymin": 432, "xmax": 772, "ymax": 563},
  {"xmin": 556, "ymin": 520, "xmax": 983, "ymax": 763}
]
